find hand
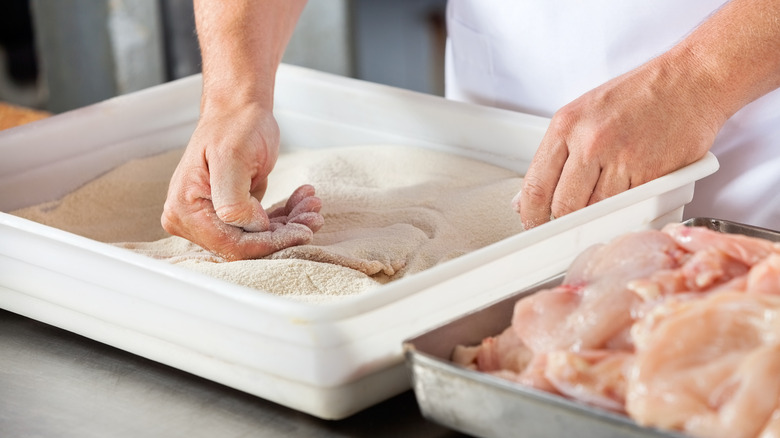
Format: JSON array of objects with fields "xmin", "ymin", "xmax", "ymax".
[
  {"xmin": 513, "ymin": 55, "xmax": 724, "ymax": 230},
  {"xmin": 161, "ymin": 104, "xmax": 324, "ymax": 261}
]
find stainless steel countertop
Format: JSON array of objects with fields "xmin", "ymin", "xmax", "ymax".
[{"xmin": 0, "ymin": 309, "xmax": 467, "ymax": 438}]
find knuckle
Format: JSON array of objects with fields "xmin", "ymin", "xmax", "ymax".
[
  {"xmin": 573, "ymin": 129, "xmax": 609, "ymax": 163},
  {"xmin": 290, "ymin": 212, "xmax": 325, "ymax": 232},
  {"xmin": 521, "ymin": 176, "xmax": 552, "ymax": 206},
  {"xmin": 160, "ymin": 211, "xmax": 176, "ymax": 234},
  {"xmin": 550, "ymin": 199, "xmax": 574, "ymax": 219},
  {"xmin": 214, "ymin": 203, "xmax": 250, "ymax": 227},
  {"xmin": 549, "ymin": 107, "xmax": 576, "ymax": 132},
  {"xmin": 160, "ymin": 201, "xmax": 183, "ymax": 234}
]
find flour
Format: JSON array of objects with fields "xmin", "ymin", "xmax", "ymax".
[
  {"xmin": 12, "ymin": 144, "xmax": 525, "ymax": 304},
  {"xmin": 12, "ymin": 148, "xmax": 181, "ymax": 243}
]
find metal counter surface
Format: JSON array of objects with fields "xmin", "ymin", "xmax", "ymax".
[{"xmin": 0, "ymin": 309, "xmax": 467, "ymax": 438}]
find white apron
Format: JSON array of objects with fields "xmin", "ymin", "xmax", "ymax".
[{"xmin": 445, "ymin": 0, "xmax": 780, "ymax": 230}]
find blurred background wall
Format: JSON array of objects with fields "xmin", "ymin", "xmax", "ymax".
[{"xmin": 0, "ymin": 0, "xmax": 447, "ymax": 114}]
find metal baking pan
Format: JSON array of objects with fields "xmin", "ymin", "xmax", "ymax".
[
  {"xmin": 682, "ymin": 217, "xmax": 780, "ymax": 241},
  {"xmin": 403, "ymin": 218, "xmax": 780, "ymax": 438}
]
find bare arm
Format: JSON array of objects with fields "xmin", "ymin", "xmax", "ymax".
[
  {"xmin": 162, "ymin": 0, "xmax": 323, "ymax": 261},
  {"xmin": 196, "ymin": 0, "xmax": 306, "ymax": 116},
  {"xmin": 516, "ymin": 0, "xmax": 780, "ymax": 229},
  {"xmin": 688, "ymin": 0, "xmax": 780, "ymax": 116}
]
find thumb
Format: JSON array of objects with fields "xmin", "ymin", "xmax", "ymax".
[{"xmin": 210, "ymin": 165, "xmax": 270, "ymax": 232}]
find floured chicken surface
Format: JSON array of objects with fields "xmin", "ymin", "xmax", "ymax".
[{"xmin": 453, "ymin": 223, "xmax": 780, "ymax": 438}]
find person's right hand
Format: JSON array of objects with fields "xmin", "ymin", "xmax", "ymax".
[
  {"xmin": 513, "ymin": 55, "xmax": 721, "ymax": 230},
  {"xmin": 161, "ymin": 103, "xmax": 324, "ymax": 261}
]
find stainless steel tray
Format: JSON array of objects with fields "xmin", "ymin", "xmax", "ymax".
[
  {"xmin": 403, "ymin": 218, "xmax": 780, "ymax": 438},
  {"xmin": 682, "ymin": 217, "xmax": 780, "ymax": 241}
]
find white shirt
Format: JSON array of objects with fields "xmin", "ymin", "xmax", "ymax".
[{"xmin": 445, "ymin": 0, "xmax": 780, "ymax": 230}]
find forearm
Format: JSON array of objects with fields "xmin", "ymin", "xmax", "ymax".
[
  {"xmin": 194, "ymin": 0, "xmax": 307, "ymax": 113},
  {"xmin": 665, "ymin": 0, "xmax": 780, "ymax": 125}
]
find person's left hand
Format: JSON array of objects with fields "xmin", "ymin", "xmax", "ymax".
[{"xmin": 514, "ymin": 56, "xmax": 725, "ymax": 230}]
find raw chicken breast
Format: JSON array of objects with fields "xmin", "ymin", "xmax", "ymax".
[
  {"xmin": 511, "ymin": 230, "xmax": 680, "ymax": 353},
  {"xmin": 543, "ymin": 349, "xmax": 633, "ymax": 412},
  {"xmin": 663, "ymin": 223, "xmax": 779, "ymax": 266},
  {"xmin": 452, "ymin": 325, "xmax": 532, "ymax": 375},
  {"xmin": 628, "ymin": 245, "xmax": 750, "ymax": 302},
  {"xmin": 747, "ymin": 253, "xmax": 780, "ymax": 295},
  {"xmin": 627, "ymin": 292, "xmax": 780, "ymax": 438},
  {"xmin": 454, "ymin": 223, "xmax": 780, "ymax": 438}
]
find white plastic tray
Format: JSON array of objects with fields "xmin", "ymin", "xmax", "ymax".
[{"xmin": 0, "ymin": 65, "xmax": 718, "ymax": 419}]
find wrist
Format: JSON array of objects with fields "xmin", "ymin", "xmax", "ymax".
[
  {"xmin": 200, "ymin": 73, "xmax": 276, "ymax": 115},
  {"xmin": 661, "ymin": 0, "xmax": 780, "ymax": 125},
  {"xmin": 655, "ymin": 45, "xmax": 731, "ymax": 131}
]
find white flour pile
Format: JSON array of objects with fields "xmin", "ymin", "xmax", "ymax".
[{"xmin": 13, "ymin": 144, "xmax": 525, "ymax": 303}]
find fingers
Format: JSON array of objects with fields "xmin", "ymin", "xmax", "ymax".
[
  {"xmin": 554, "ymin": 155, "xmax": 601, "ymax": 217},
  {"xmin": 210, "ymin": 158, "xmax": 270, "ymax": 232},
  {"xmin": 515, "ymin": 131, "xmax": 632, "ymax": 229},
  {"xmin": 175, "ymin": 201, "xmax": 320, "ymax": 261},
  {"xmin": 268, "ymin": 184, "xmax": 319, "ymax": 219},
  {"xmin": 287, "ymin": 184, "xmax": 317, "ymax": 210},
  {"xmin": 589, "ymin": 166, "xmax": 631, "ymax": 205},
  {"xmin": 267, "ymin": 184, "xmax": 324, "ymax": 233},
  {"xmin": 516, "ymin": 147, "xmax": 632, "ymax": 229},
  {"xmin": 206, "ymin": 210, "xmax": 315, "ymax": 261},
  {"xmin": 233, "ymin": 223, "xmax": 315, "ymax": 259},
  {"xmin": 517, "ymin": 133, "xmax": 568, "ymax": 229},
  {"xmin": 270, "ymin": 202, "xmax": 324, "ymax": 232},
  {"xmin": 515, "ymin": 143, "xmax": 636, "ymax": 230},
  {"xmin": 217, "ymin": 185, "xmax": 323, "ymax": 259},
  {"xmin": 164, "ymin": 182, "xmax": 324, "ymax": 261}
]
